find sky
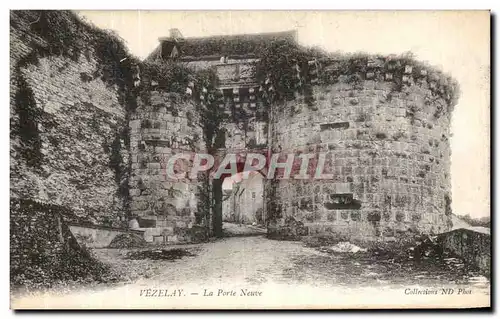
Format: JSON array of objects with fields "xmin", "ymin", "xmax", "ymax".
[{"xmin": 78, "ymin": 11, "xmax": 491, "ymax": 218}]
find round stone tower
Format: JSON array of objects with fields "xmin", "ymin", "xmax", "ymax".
[
  {"xmin": 266, "ymin": 56, "xmax": 456, "ymax": 241},
  {"xmin": 129, "ymin": 91, "xmax": 205, "ymax": 243}
]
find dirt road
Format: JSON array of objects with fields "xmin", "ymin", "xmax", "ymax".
[
  {"xmin": 12, "ymin": 236, "xmax": 490, "ymax": 309},
  {"xmin": 134, "ymin": 236, "xmax": 324, "ymax": 287}
]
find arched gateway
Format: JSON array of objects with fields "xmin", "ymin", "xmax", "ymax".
[{"xmin": 129, "ymin": 29, "xmax": 456, "ymax": 244}]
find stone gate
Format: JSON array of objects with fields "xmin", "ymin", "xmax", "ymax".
[{"xmin": 131, "ymin": 29, "xmax": 456, "ymax": 243}]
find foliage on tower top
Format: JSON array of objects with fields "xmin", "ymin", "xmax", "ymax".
[{"xmin": 254, "ymin": 39, "xmax": 460, "ymax": 113}]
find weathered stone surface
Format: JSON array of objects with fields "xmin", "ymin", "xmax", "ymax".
[
  {"xmin": 267, "ymin": 216, "xmax": 309, "ymax": 240},
  {"xmin": 267, "ymin": 81, "xmax": 453, "ymax": 241},
  {"xmin": 129, "ymin": 91, "xmax": 206, "ymax": 244},
  {"xmin": 10, "ymin": 11, "xmax": 130, "ymax": 227},
  {"xmin": 438, "ymin": 228, "xmax": 490, "ymax": 275},
  {"xmin": 10, "ymin": 12, "xmax": 457, "ymax": 246}
]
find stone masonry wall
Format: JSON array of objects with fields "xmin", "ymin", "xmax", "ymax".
[
  {"xmin": 268, "ymin": 78, "xmax": 453, "ymax": 241},
  {"xmin": 11, "ymin": 13, "xmax": 457, "ymax": 244},
  {"xmin": 129, "ymin": 91, "xmax": 206, "ymax": 243},
  {"xmin": 10, "ymin": 11, "xmax": 131, "ymax": 227}
]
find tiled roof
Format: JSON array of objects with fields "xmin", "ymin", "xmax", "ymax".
[{"xmin": 146, "ymin": 30, "xmax": 297, "ymax": 61}]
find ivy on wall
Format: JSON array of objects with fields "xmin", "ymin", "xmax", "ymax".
[
  {"xmin": 146, "ymin": 24, "xmax": 460, "ymax": 121},
  {"xmin": 139, "ymin": 59, "xmax": 230, "ymax": 236},
  {"xmin": 25, "ymin": 10, "xmax": 139, "ymax": 88},
  {"xmin": 10, "ymin": 198, "xmax": 118, "ymax": 289},
  {"xmin": 193, "ymin": 69, "xmax": 228, "ymax": 238},
  {"xmin": 11, "ymin": 10, "xmax": 139, "ymax": 217},
  {"xmin": 138, "ymin": 60, "xmax": 192, "ymax": 104},
  {"xmin": 177, "ymin": 30, "xmax": 297, "ymax": 58},
  {"xmin": 13, "ymin": 74, "xmax": 43, "ymax": 169},
  {"xmin": 444, "ymin": 194, "xmax": 452, "ymax": 216},
  {"xmin": 265, "ymin": 179, "xmax": 281, "ymax": 223},
  {"xmin": 109, "ymin": 132, "xmax": 128, "ymax": 199},
  {"xmin": 252, "ymin": 39, "xmax": 460, "ymax": 116},
  {"xmin": 255, "ymin": 39, "xmax": 325, "ymax": 108},
  {"xmin": 193, "ymin": 69, "xmax": 228, "ymax": 150},
  {"xmin": 11, "ymin": 10, "xmax": 462, "ymax": 240}
]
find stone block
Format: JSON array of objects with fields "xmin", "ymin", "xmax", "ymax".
[
  {"xmin": 143, "ymin": 228, "xmax": 161, "ymax": 240},
  {"xmin": 153, "ymin": 235, "xmax": 164, "ymax": 244},
  {"xmin": 130, "ymin": 120, "xmax": 141, "ymax": 130},
  {"xmin": 175, "ymin": 221, "xmax": 187, "ymax": 228},
  {"xmin": 167, "ymin": 235, "xmax": 178, "ymax": 242},
  {"xmin": 156, "ymin": 220, "xmax": 166, "ymax": 227},
  {"xmin": 161, "ymin": 227, "xmax": 174, "ymax": 236},
  {"xmin": 131, "ymin": 201, "xmax": 149, "ymax": 211},
  {"xmin": 143, "ymin": 233, "xmax": 153, "ymax": 243},
  {"xmin": 129, "ymin": 189, "xmax": 141, "ymax": 197}
]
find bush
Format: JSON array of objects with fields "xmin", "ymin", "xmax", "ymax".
[
  {"xmin": 140, "ymin": 60, "xmax": 193, "ymax": 96},
  {"xmin": 108, "ymin": 233, "xmax": 147, "ymax": 249},
  {"xmin": 10, "ymin": 199, "xmax": 119, "ymax": 291}
]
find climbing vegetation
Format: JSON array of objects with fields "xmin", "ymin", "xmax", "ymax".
[
  {"xmin": 12, "ymin": 10, "xmax": 138, "ymax": 205},
  {"xmin": 253, "ymin": 40, "xmax": 459, "ymax": 116}
]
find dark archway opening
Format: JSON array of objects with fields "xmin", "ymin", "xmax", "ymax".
[{"xmin": 210, "ymin": 160, "xmax": 267, "ymax": 238}]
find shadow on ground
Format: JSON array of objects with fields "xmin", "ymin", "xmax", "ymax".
[{"xmin": 125, "ymin": 248, "xmax": 196, "ymax": 261}]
